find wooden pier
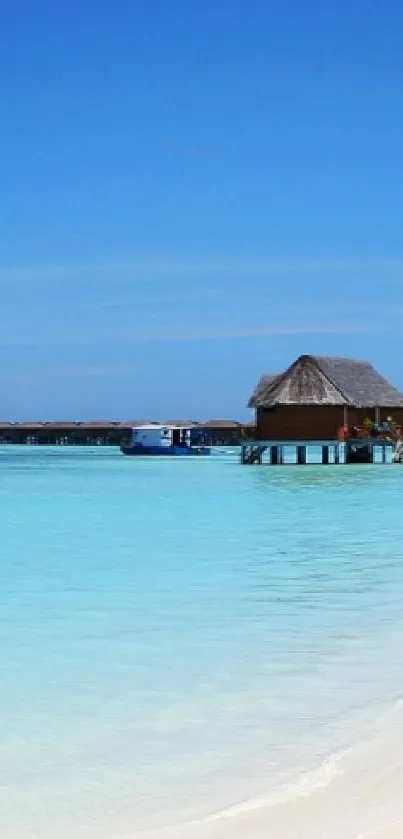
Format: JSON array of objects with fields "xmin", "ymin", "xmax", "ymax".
[{"xmin": 241, "ymin": 439, "xmax": 395, "ymax": 466}]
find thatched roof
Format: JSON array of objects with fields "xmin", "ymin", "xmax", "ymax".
[
  {"xmin": 124, "ymin": 420, "xmax": 158, "ymax": 427},
  {"xmin": 202, "ymin": 419, "xmax": 242, "ymax": 428},
  {"xmin": 79, "ymin": 420, "xmax": 122, "ymax": 426},
  {"xmin": 162, "ymin": 419, "xmax": 198, "ymax": 427},
  {"xmin": 248, "ymin": 375, "xmax": 279, "ymax": 407},
  {"xmin": 250, "ymin": 355, "xmax": 403, "ymax": 408},
  {"xmin": 12, "ymin": 421, "xmax": 132, "ymax": 430},
  {"xmin": 16, "ymin": 422, "xmax": 46, "ymax": 429}
]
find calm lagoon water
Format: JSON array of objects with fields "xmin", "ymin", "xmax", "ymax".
[{"xmin": 1, "ymin": 446, "xmax": 403, "ymax": 838}]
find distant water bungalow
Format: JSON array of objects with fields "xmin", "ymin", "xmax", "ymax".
[
  {"xmin": 243, "ymin": 354, "xmax": 403, "ymax": 465},
  {"xmin": 0, "ymin": 419, "xmax": 248, "ymax": 447},
  {"xmin": 0, "ymin": 421, "xmax": 129, "ymax": 447}
]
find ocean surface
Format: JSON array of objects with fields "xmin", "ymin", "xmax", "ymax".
[{"xmin": 1, "ymin": 446, "xmax": 403, "ymax": 839}]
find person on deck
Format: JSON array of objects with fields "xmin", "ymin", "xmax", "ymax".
[{"xmin": 363, "ymin": 417, "xmax": 374, "ymax": 437}]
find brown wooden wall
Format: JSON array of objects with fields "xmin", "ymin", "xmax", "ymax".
[{"xmin": 256, "ymin": 406, "xmax": 403, "ymax": 441}]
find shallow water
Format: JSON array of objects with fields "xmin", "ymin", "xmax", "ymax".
[{"xmin": 1, "ymin": 447, "xmax": 403, "ymax": 837}]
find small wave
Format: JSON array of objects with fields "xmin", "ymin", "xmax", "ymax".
[
  {"xmin": 202, "ymin": 752, "xmax": 344, "ymax": 824},
  {"xmin": 136, "ymin": 753, "xmax": 346, "ymax": 838}
]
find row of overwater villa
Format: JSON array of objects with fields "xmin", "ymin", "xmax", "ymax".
[{"xmin": 0, "ymin": 419, "xmax": 244, "ymax": 447}]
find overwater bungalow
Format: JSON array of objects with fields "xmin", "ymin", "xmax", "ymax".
[
  {"xmin": 196, "ymin": 420, "xmax": 242, "ymax": 446},
  {"xmin": 243, "ymin": 354, "xmax": 403, "ymax": 465}
]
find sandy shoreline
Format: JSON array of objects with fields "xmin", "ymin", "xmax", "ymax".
[{"xmin": 139, "ymin": 703, "xmax": 403, "ymax": 839}]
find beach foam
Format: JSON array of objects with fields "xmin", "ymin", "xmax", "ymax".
[{"xmin": 137, "ymin": 699, "xmax": 403, "ymax": 839}]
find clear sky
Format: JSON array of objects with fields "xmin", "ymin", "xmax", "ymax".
[{"xmin": 1, "ymin": 0, "xmax": 402, "ymax": 420}]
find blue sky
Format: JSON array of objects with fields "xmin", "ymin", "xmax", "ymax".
[{"xmin": 1, "ymin": 0, "xmax": 402, "ymax": 420}]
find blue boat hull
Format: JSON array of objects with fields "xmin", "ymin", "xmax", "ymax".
[{"xmin": 121, "ymin": 445, "xmax": 211, "ymax": 457}]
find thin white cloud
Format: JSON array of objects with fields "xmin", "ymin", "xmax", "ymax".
[
  {"xmin": 0, "ymin": 257, "xmax": 403, "ymax": 286},
  {"xmin": 0, "ymin": 321, "xmax": 385, "ymax": 348}
]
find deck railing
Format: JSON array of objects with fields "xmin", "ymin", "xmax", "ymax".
[{"xmin": 338, "ymin": 424, "xmax": 401, "ymax": 442}]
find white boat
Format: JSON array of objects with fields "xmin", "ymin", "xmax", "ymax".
[{"xmin": 121, "ymin": 424, "xmax": 211, "ymax": 456}]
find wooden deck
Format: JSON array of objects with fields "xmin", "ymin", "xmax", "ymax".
[{"xmin": 241, "ymin": 439, "xmax": 396, "ymax": 465}]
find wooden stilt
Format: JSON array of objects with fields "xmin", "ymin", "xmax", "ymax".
[{"xmin": 297, "ymin": 445, "xmax": 306, "ymax": 465}]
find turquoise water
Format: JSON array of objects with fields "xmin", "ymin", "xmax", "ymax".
[{"xmin": 1, "ymin": 447, "xmax": 403, "ymax": 838}]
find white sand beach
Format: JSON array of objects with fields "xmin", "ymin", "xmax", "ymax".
[{"xmin": 140, "ymin": 702, "xmax": 403, "ymax": 839}]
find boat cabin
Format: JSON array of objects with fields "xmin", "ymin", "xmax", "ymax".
[
  {"xmin": 121, "ymin": 423, "xmax": 211, "ymax": 456},
  {"xmin": 131, "ymin": 424, "xmax": 192, "ymax": 449}
]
